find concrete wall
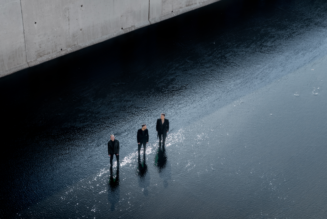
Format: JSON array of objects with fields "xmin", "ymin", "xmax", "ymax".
[
  {"xmin": 0, "ymin": 0, "xmax": 220, "ymax": 78},
  {"xmin": 21, "ymin": 0, "xmax": 150, "ymax": 67},
  {"xmin": 0, "ymin": 0, "xmax": 28, "ymax": 77},
  {"xmin": 149, "ymin": 0, "xmax": 220, "ymax": 24}
]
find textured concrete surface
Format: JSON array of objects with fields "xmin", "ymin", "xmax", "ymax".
[
  {"xmin": 0, "ymin": 0, "xmax": 28, "ymax": 77},
  {"xmin": 149, "ymin": 0, "xmax": 220, "ymax": 24},
  {"xmin": 21, "ymin": 0, "xmax": 150, "ymax": 67},
  {"xmin": 0, "ymin": 0, "xmax": 220, "ymax": 78}
]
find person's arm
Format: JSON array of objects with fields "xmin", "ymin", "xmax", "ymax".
[
  {"xmin": 116, "ymin": 141, "xmax": 120, "ymax": 155},
  {"xmin": 108, "ymin": 142, "xmax": 112, "ymax": 156},
  {"xmin": 137, "ymin": 130, "xmax": 140, "ymax": 143},
  {"xmin": 156, "ymin": 119, "xmax": 159, "ymax": 132},
  {"xmin": 147, "ymin": 129, "xmax": 149, "ymax": 142},
  {"xmin": 167, "ymin": 119, "xmax": 169, "ymax": 132}
]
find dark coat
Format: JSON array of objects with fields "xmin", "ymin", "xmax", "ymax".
[
  {"xmin": 108, "ymin": 139, "xmax": 120, "ymax": 155},
  {"xmin": 137, "ymin": 129, "xmax": 149, "ymax": 143},
  {"xmin": 156, "ymin": 119, "xmax": 169, "ymax": 134}
]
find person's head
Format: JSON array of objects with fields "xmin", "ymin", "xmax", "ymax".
[
  {"xmin": 161, "ymin": 113, "xmax": 165, "ymax": 120},
  {"xmin": 110, "ymin": 134, "xmax": 115, "ymax": 141},
  {"xmin": 142, "ymin": 124, "xmax": 147, "ymax": 130}
]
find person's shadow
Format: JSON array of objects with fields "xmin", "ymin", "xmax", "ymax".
[
  {"xmin": 137, "ymin": 153, "xmax": 150, "ymax": 196},
  {"xmin": 155, "ymin": 142, "xmax": 167, "ymax": 172},
  {"xmin": 107, "ymin": 167, "xmax": 120, "ymax": 211}
]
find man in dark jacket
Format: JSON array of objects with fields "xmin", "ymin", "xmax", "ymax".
[
  {"xmin": 156, "ymin": 113, "xmax": 169, "ymax": 146},
  {"xmin": 137, "ymin": 124, "xmax": 149, "ymax": 156},
  {"xmin": 108, "ymin": 134, "xmax": 120, "ymax": 167}
]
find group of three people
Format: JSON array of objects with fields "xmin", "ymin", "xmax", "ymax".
[{"xmin": 108, "ymin": 113, "xmax": 170, "ymax": 167}]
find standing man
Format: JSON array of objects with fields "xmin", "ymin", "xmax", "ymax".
[
  {"xmin": 108, "ymin": 134, "xmax": 120, "ymax": 168},
  {"xmin": 156, "ymin": 113, "xmax": 169, "ymax": 146},
  {"xmin": 137, "ymin": 124, "xmax": 149, "ymax": 156}
]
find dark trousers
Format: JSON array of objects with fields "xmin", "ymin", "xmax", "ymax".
[
  {"xmin": 109, "ymin": 154, "xmax": 119, "ymax": 167},
  {"xmin": 158, "ymin": 132, "xmax": 167, "ymax": 146},
  {"xmin": 138, "ymin": 142, "xmax": 147, "ymax": 155}
]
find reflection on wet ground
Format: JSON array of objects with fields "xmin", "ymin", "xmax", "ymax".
[
  {"xmin": 1, "ymin": 0, "xmax": 327, "ymax": 218},
  {"xmin": 137, "ymin": 153, "xmax": 148, "ymax": 177},
  {"xmin": 155, "ymin": 144, "xmax": 168, "ymax": 172},
  {"xmin": 108, "ymin": 168, "xmax": 120, "ymax": 211}
]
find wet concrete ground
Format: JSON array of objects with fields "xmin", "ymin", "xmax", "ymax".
[{"xmin": 1, "ymin": 0, "xmax": 327, "ymax": 218}]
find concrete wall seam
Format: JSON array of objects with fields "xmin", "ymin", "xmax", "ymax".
[{"xmin": 19, "ymin": 0, "xmax": 28, "ymax": 68}]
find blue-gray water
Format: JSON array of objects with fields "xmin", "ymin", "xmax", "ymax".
[{"xmin": 1, "ymin": 0, "xmax": 327, "ymax": 218}]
